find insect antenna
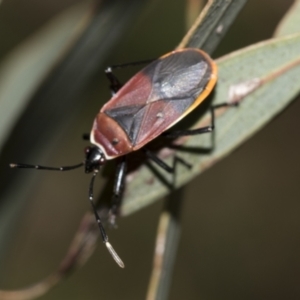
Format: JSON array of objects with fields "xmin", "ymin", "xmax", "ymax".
[
  {"xmin": 89, "ymin": 171, "xmax": 124, "ymax": 268},
  {"xmin": 9, "ymin": 162, "xmax": 84, "ymax": 171}
]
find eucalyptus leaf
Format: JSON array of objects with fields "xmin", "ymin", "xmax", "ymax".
[
  {"xmin": 0, "ymin": 1, "xmax": 92, "ymax": 152},
  {"xmin": 147, "ymin": 1, "xmax": 249, "ymax": 298},
  {"xmin": 178, "ymin": 0, "xmax": 248, "ymax": 53},
  {"xmin": 274, "ymin": 0, "xmax": 300, "ymax": 37},
  {"xmin": 0, "ymin": 0, "xmax": 148, "ymax": 266},
  {"xmin": 121, "ymin": 32, "xmax": 300, "ymax": 216},
  {"xmin": 0, "ymin": 0, "xmax": 94, "ymax": 262}
]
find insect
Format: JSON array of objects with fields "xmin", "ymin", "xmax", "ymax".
[{"xmin": 10, "ymin": 48, "xmax": 234, "ymax": 268}]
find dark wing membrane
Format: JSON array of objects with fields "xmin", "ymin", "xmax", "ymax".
[
  {"xmin": 105, "ymin": 104, "xmax": 147, "ymax": 145},
  {"xmin": 103, "ymin": 49, "xmax": 213, "ymax": 147},
  {"xmin": 101, "ymin": 70, "xmax": 153, "ymax": 144},
  {"xmin": 149, "ymin": 51, "xmax": 209, "ymax": 101},
  {"xmin": 133, "ymin": 97, "xmax": 194, "ymax": 147},
  {"xmin": 133, "ymin": 50, "xmax": 212, "ymax": 147}
]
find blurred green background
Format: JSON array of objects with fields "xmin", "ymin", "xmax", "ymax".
[{"xmin": 0, "ymin": 0, "xmax": 300, "ymax": 299}]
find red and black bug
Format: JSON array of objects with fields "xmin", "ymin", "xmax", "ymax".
[{"xmin": 10, "ymin": 48, "xmax": 233, "ymax": 268}]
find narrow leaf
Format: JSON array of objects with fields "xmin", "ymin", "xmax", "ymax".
[
  {"xmin": 178, "ymin": 0, "xmax": 248, "ymax": 53},
  {"xmin": 274, "ymin": 0, "xmax": 300, "ymax": 37},
  {"xmin": 121, "ymin": 32, "xmax": 300, "ymax": 216}
]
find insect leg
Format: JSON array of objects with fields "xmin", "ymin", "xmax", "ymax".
[
  {"xmin": 109, "ymin": 156, "xmax": 127, "ymax": 225},
  {"xmin": 105, "ymin": 59, "xmax": 154, "ymax": 95},
  {"xmin": 163, "ymin": 102, "xmax": 238, "ymax": 138},
  {"xmin": 89, "ymin": 171, "xmax": 124, "ymax": 268},
  {"xmin": 144, "ymin": 148, "xmax": 191, "ymax": 190},
  {"xmin": 105, "ymin": 67, "xmax": 122, "ymax": 95},
  {"xmin": 107, "ymin": 59, "xmax": 154, "ymax": 70},
  {"xmin": 143, "ymin": 148, "xmax": 174, "ymax": 173}
]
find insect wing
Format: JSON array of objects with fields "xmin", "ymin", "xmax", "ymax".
[{"xmin": 102, "ymin": 49, "xmax": 216, "ymax": 150}]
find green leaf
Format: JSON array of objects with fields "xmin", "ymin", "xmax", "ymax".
[
  {"xmin": 178, "ymin": 0, "xmax": 248, "ymax": 53},
  {"xmin": 0, "ymin": 0, "xmax": 149, "ymax": 263},
  {"xmin": 120, "ymin": 32, "xmax": 300, "ymax": 216},
  {"xmin": 274, "ymin": 0, "xmax": 300, "ymax": 37},
  {"xmin": 0, "ymin": 1, "xmax": 92, "ymax": 152},
  {"xmin": 0, "ymin": 0, "xmax": 93, "ymax": 260}
]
